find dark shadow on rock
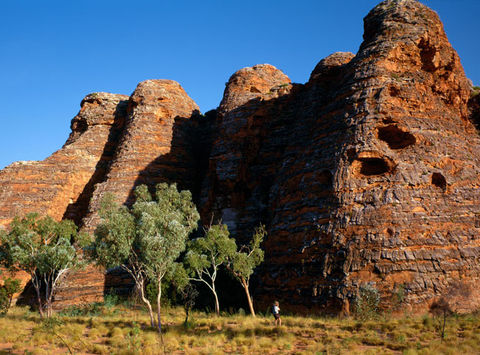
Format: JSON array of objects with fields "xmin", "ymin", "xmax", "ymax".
[
  {"xmin": 468, "ymin": 94, "xmax": 480, "ymax": 134},
  {"xmin": 100, "ymin": 55, "xmax": 356, "ymax": 314},
  {"xmin": 195, "ymin": 58, "xmax": 358, "ymax": 315},
  {"xmin": 102, "ymin": 109, "xmax": 215, "ymax": 300},
  {"xmin": 62, "ymin": 100, "xmax": 129, "ymax": 226}
]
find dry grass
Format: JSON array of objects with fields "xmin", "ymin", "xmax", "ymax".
[{"xmin": 0, "ymin": 305, "xmax": 478, "ymax": 354}]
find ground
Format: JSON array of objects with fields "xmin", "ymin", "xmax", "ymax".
[{"xmin": 0, "ymin": 302, "xmax": 479, "ymax": 354}]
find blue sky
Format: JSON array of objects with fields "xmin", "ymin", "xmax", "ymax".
[{"xmin": 1, "ymin": 0, "xmax": 479, "ymax": 170}]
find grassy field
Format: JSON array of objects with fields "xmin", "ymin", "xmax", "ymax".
[{"xmin": 0, "ymin": 303, "xmax": 479, "ymax": 354}]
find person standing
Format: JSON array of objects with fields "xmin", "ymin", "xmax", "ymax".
[{"xmin": 272, "ymin": 301, "xmax": 281, "ymax": 326}]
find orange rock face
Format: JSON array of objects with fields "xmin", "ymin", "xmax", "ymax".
[
  {"xmin": 200, "ymin": 0, "xmax": 480, "ymax": 313},
  {"xmin": 0, "ymin": 92, "xmax": 128, "ymax": 228},
  {"xmin": 1, "ymin": 0, "xmax": 480, "ymax": 313},
  {"xmin": 81, "ymin": 80, "xmax": 199, "ymax": 233}
]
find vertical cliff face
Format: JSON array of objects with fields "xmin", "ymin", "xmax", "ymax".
[
  {"xmin": 200, "ymin": 64, "xmax": 293, "ymax": 238},
  {"xmin": 81, "ymin": 80, "xmax": 199, "ymax": 233},
  {"xmin": 0, "ymin": 93, "xmax": 128, "ymax": 228},
  {"xmin": 54, "ymin": 80, "xmax": 200, "ymax": 308},
  {"xmin": 200, "ymin": 0, "xmax": 480, "ymax": 312},
  {"xmin": 330, "ymin": 0, "xmax": 480, "ymax": 311},
  {"xmin": 469, "ymin": 92, "xmax": 480, "ymax": 131}
]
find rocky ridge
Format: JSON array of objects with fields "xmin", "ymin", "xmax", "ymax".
[{"xmin": 1, "ymin": 0, "xmax": 480, "ymax": 312}]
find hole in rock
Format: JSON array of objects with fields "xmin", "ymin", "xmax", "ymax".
[
  {"xmin": 378, "ymin": 125, "xmax": 416, "ymax": 149},
  {"xmin": 346, "ymin": 148, "xmax": 357, "ymax": 161},
  {"xmin": 318, "ymin": 170, "xmax": 333, "ymax": 186},
  {"xmin": 382, "ymin": 117, "xmax": 396, "ymax": 124},
  {"xmin": 389, "ymin": 85, "xmax": 401, "ymax": 97},
  {"xmin": 419, "ymin": 38, "xmax": 438, "ymax": 72},
  {"xmin": 250, "ymin": 86, "xmax": 261, "ymax": 93},
  {"xmin": 358, "ymin": 158, "xmax": 391, "ymax": 176},
  {"xmin": 431, "ymin": 173, "xmax": 447, "ymax": 191}
]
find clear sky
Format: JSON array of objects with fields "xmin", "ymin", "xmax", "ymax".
[{"xmin": 1, "ymin": 0, "xmax": 479, "ymax": 170}]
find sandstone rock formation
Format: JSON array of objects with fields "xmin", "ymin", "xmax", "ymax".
[
  {"xmin": 1, "ymin": 0, "xmax": 480, "ymax": 313},
  {"xmin": 81, "ymin": 80, "xmax": 199, "ymax": 233},
  {"xmin": 200, "ymin": 0, "xmax": 480, "ymax": 313},
  {"xmin": 0, "ymin": 92, "xmax": 128, "ymax": 228}
]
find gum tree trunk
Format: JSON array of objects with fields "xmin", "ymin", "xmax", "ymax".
[{"xmin": 241, "ymin": 277, "xmax": 255, "ymax": 317}]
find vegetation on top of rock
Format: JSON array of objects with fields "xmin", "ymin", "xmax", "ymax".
[{"xmin": 472, "ymin": 86, "xmax": 480, "ymax": 97}]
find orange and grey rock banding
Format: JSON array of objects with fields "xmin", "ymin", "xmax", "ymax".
[{"xmin": 1, "ymin": 0, "xmax": 479, "ymax": 313}]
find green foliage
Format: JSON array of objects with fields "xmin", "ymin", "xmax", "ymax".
[
  {"xmin": 186, "ymin": 224, "xmax": 236, "ymax": 273},
  {"xmin": 354, "ymin": 284, "xmax": 381, "ymax": 321},
  {"xmin": 90, "ymin": 193, "xmax": 136, "ymax": 269},
  {"xmin": 58, "ymin": 302, "xmax": 103, "ymax": 317},
  {"xmin": 90, "ymin": 183, "xmax": 199, "ymax": 332},
  {"xmin": 392, "ymin": 284, "xmax": 405, "ymax": 310},
  {"xmin": 103, "ymin": 293, "xmax": 120, "ymax": 309},
  {"xmin": 226, "ymin": 224, "xmax": 266, "ymax": 316},
  {"xmin": 0, "ymin": 213, "xmax": 87, "ymax": 317},
  {"xmin": 230, "ymin": 224, "xmax": 265, "ymax": 281},
  {"xmin": 134, "ymin": 183, "xmax": 199, "ymax": 285},
  {"xmin": 0, "ymin": 278, "xmax": 20, "ymax": 316},
  {"xmin": 126, "ymin": 321, "xmax": 141, "ymax": 352},
  {"xmin": 472, "ymin": 86, "xmax": 480, "ymax": 97},
  {"xmin": 184, "ymin": 223, "xmax": 236, "ymax": 314}
]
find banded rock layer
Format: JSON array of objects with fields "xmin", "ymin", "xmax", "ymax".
[
  {"xmin": 0, "ymin": 92, "xmax": 128, "ymax": 228},
  {"xmin": 200, "ymin": 0, "xmax": 480, "ymax": 312},
  {"xmin": 1, "ymin": 0, "xmax": 480, "ymax": 312}
]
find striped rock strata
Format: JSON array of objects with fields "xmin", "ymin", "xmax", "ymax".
[
  {"xmin": 201, "ymin": 0, "xmax": 480, "ymax": 313},
  {"xmin": 0, "ymin": 92, "xmax": 128, "ymax": 228},
  {"xmin": 1, "ymin": 0, "xmax": 480, "ymax": 313},
  {"xmin": 56, "ymin": 80, "xmax": 200, "ymax": 307}
]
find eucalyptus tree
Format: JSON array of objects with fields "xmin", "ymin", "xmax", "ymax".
[
  {"xmin": 90, "ymin": 183, "xmax": 199, "ymax": 333},
  {"xmin": 184, "ymin": 224, "xmax": 236, "ymax": 315},
  {"xmin": 226, "ymin": 224, "xmax": 266, "ymax": 317},
  {"xmin": 0, "ymin": 213, "xmax": 88, "ymax": 317}
]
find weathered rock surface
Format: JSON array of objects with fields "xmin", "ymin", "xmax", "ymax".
[
  {"xmin": 0, "ymin": 92, "xmax": 128, "ymax": 228},
  {"xmin": 469, "ymin": 91, "xmax": 480, "ymax": 131},
  {"xmin": 81, "ymin": 80, "xmax": 199, "ymax": 233},
  {"xmin": 1, "ymin": 0, "xmax": 480, "ymax": 313},
  {"xmin": 57, "ymin": 80, "xmax": 200, "ymax": 308},
  {"xmin": 200, "ymin": 0, "xmax": 480, "ymax": 313}
]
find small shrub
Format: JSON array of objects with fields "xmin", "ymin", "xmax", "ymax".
[
  {"xmin": 0, "ymin": 278, "xmax": 21, "ymax": 316},
  {"xmin": 59, "ymin": 302, "xmax": 102, "ymax": 317},
  {"xmin": 354, "ymin": 284, "xmax": 380, "ymax": 321},
  {"xmin": 430, "ymin": 281, "xmax": 472, "ymax": 340},
  {"xmin": 126, "ymin": 322, "xmax": 141, "ymax": 352},
  {"xmin": 472, "ymin": 86, "xmax": 480, "ymax": 97},
  {"xmin": 103, "ymin": 293, "xmax": 120, "ymax": 308},
  {"xmin": 392, "ymin": 284, "xmax": 405, "ymax": 309}
]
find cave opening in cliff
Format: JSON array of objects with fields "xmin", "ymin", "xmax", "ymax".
[
  {"xmin": 357, "ymin": 157, "xmax": 391, "ymax": 176},
  {"xmin": 432, "ymin": 172, "xmax": 447, "ymax": 191},
  {"xmin": 378, "ymin": 124, "xmax": 416, "ymax": 149}
]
